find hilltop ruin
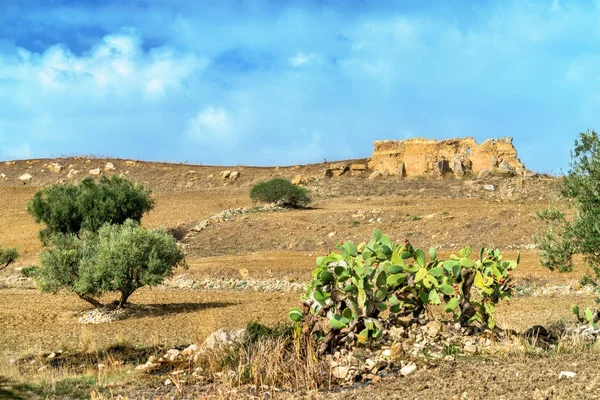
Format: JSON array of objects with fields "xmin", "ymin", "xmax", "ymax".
[{"xmin": 368, "ymin": 137, "xmax": 525, "ymax": 179}]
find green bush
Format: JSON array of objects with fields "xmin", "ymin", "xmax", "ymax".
[
  {"xmin": 0, "ymin": 246, "xmax": 18, "ymax": 271},
  {"xmin": 27, "ymin": 176, "xmax": 154, "ymax": 243},
  {"xmin": 36, "ymin": 220, "xmax": 186, "ymax": 308},
  {"xmin": 250, "ymin": 178, "xmax": 311, "ymax": 208},
  {"xmin": 536, "ymin": 131, "xmax": 600, "ymax": 287},
  {"xmin": 290, "ymin": 229, "xmax": 518, "ymax": 353},
  {"xmin": 20, "ymin": 266, "xmax": 40, "ymax": 278}
]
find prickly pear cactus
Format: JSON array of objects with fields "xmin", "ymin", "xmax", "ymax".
[{"xmin": 290, "ymin": 229, "xmax": 519, "ymax": 351}]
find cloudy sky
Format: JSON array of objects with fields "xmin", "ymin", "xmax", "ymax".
[{"xmin": 0, "ymin": 0, "xmax": 599, "ymax": 172}]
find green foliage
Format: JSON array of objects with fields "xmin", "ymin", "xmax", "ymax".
[
  {"xmin": 27, "ymin": 176, "xmax": 154, "ymax": 243},
  {"xmin": 244, "ymin": 321, "xmax": 295, "ymax": 346},
  {"xmin": 0, "ymin": 246, "xmax": 18, "ymax": 271},
  {"xmin": 35, "ymin": 220, "xmax": 185, "ymax": 308},
  {"xmin": 536, "ymin": 131, "xmax": 600, "ymax": 291},
  {"xmin": 20, "ymin": 266, "xmax": 40, "ymax": 278},
  {"xmin": 290, "ymin": 229, "xmax": 518, "ymax": 346},
  {"xmin": 250, "ymin": 178, "xmax": 311, "ymax": 208}
]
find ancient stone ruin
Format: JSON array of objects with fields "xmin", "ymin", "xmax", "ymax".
[{"xmin": 368, "ymin": 137, "xmax": 525, "ymax": 179}]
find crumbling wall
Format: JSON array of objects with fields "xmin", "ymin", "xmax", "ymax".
[{"xmin": 368, "ymin": 137, "xmax": 525, "ymax": 178}]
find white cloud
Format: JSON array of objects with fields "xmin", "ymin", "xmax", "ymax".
[
  {"xmin": 187, "ymin": 106, "xmax": 234, "ymax": 143},
  {"xmin": 0, "ymin": 33, "xmax": 206, "ymax": 100},
  {"xmin": 290, "ymin": 51, "xmax": 318, "ymax": 67}
]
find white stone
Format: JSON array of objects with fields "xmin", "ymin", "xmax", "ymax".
[
  {"xmin": 559, "ymin": 371, "xmax": 577, "ymax": 380},
  {"xmin": 332, "ymin": 365, "xmax": 350, "ymax": 380},
  {"xmin": 89, "ymin": 168, "xmax": 101, "ymax": 176},
  {"xmin": 483, "ymin": 184, "xmax": 496, "ymax": 192},
  {"xmin": 47, "ymin": 163, "xmax": 63, "ymax": 173},
  {"xmin": 104, "ymin": 162, "xmax": 116, "ymax": 171},
  {"xmin": 328, "ymin": 231, "xmax": 337, "ymax": 238},
  {"xmin": 67, "ymin": 169, "xmax": 80, "ymax": 179},
  {"xmin": 400, "ymin": 364, "xmax": 417, "ymax": 376},
  {"xmin": 18, "ymin": 173, "xmax": 32, "ymax": 182}
]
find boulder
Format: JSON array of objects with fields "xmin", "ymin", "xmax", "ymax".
[
  {"xmin": 47, "ymin": 163, "xmax": 63, "ymax": 173},
  {"xmin": 350, "ymin": 164, "xmax": 367, "ymax": 171},
  {"xmin": 104, "ymin": 162, "xmax": 116, "ymax": 172},
  {"xmin": 483, "ymin": 184, "xmax": 496, "ymax": 192},
  {"xmin": 18, "ymin": 173, "xmax": 32, "ymax": 183},
  {"xmin": 124, "ymin": 160, "xmax": 138, "ymax": 167},
  {"xmin": 497, "ymin": 160, "xmax": 515, "ymax": 176},
  {"xmin": 324, "ymin": 163, "xmax": 348, "ymax": 177},
  {"xmin": 0, "ymin": 173, "xmax": 5, "ymax": 179},
  {"xmin": 368, "ymin": 171, "xmax": 383, "ymax": 180},
  {"xmin": 89, "ymin": 168, "xmax": 101, "ymax": 176},
  {"xmin": 67, "ymin": 169, "xmax": 80, "ymax": 179},
  {"xmin": 291, "ymin": 175, "xmax": 307, "ymax": 186},
  {"xmin": 220, "ymin": 170, "xmax": 231, "ymax": 180},
  {"xmin": 477, "ymin": 169, "xmax": 493, "ymax": 179},
  {"xmin": 453, "ymin": 155, "xmax": 465, "ymax": 178},
  {"xmin": 229, "ymin": 171, "xmax": 240, "ymax": 181}
]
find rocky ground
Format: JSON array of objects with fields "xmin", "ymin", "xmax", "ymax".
[{"xmin": 2, "ymin": 156, "xmax": 598, "ymax": 399}]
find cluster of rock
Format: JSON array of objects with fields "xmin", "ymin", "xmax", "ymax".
[
  {"xmin": 219, "ymin": 170, "xmax": 240, "ymax": 182},
  {"xmin": 185, "ymin": 204, "xmax": 282, "ymax": 240},
  {"xmin": 163, "ymin": 275, "xmax": 305, "ymax": 293},
  {"xmin": 323, "ymin": 163, "xmax": 368, "ymax": 178},
  {"xmin": 77, "ymin": 307, "xmax": 128, "ymax": 324},
  {"xmin": 136, "ymin": 328, "xmax": 245, "ymax": 373}
]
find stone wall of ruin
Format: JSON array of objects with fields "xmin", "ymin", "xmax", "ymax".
[{"xmin": 368, "ymin": 137, "xmax": 525, "ymax": 178}]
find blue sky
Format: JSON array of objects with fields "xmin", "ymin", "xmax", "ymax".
[{"xmin": 0, "ymin": 0, "xmax": 599, "ymax": 172}]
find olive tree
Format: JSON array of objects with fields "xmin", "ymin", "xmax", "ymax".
[
  {"xmin": 536, "ymin": 130, "xmax": 600, "ymax": 293},
  {"xmin": 27, "ymin": 175, "xmax": 154, "ymax": 243},
  {"xmin": 37, "ymin": 220, "xmax": 185, "ymax": 308}
]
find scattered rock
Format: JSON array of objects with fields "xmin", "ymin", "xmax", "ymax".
[
  {"xmin": 291, "ymin": 175, "xmax": 308, "ymax": 186},
  {"xmin": 483, "ymin": 184, "xmax": 496, "ymax": 192},
  {"xmin": 124, "ymin": 160, "xmax": 138, "ymax": 167},
  {"xmin": 4, "ymin": 161, "xmax": 15, "ymax": 166},
  {"xmin": 67, "ymin": 169, "xmax": 80, "ymax": 179},
  {"xmin": 477, "ymin": 169, "xmax": 493, "ymax": 179},
  {"xmin": 104, "ymin": 162, "xmax": 116, "ymax": 172},
  {"xmin": 559, "ymin": 371, "xmax": 577, "ymax": 380},
  {"xmin": 47, "ymin": 163, "xmax": 63, "ymax": 173},
  {"xmin": 328, "ymin": 231, "xmax": 337, "ymax": 238},
  {"xmin": 497, "ymin": 160, "xmax": 515, "ymax": 176},
  {"xmin": 350, "ymin": 164, "xmax": 367, "ymax": 171},
  {"xmin": 324, "ymin": 163, "xmax": 348, "ymax": 177},
  {"xmin": 89, "ymin": 168, "xmax": 101, "ymax": 176},
  {"xmin": 18, "ymin": 173, "xmax": 32, "ymax": 183},
  {"xmin": 332, "ymin": 365, "xmax": 351, "ymax": 380},
  {"xmin": 0, "ymin": 173, "xmax": 5, "ymax": 179},
  {"xmin": 400, "ymin": 364, "xmax": 417, "ymax": 376},
  {"xmin": 368, "ymin": 171, "xmax": 383, "ymax": 180}
]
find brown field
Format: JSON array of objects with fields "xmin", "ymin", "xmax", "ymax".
[{"xmin": 0, "ymin": 157, "xmax": 597, "ymax": 399}]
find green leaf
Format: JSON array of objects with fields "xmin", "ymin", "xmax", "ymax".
[
  {"xmin": 428, "ymin": 289, "xmax": 441, "ymax": 305},
  {"xmin": 400, "ymin": 251, "xmax": 412, "ymax": 259},
  {"xmin": 319, "ymin": 270, "xmax": 335, "ymax": 283},
  {"xmin": 344, "ymin": 284, "xmax": 357, "ymax": 293},
  {"xmin": 381, "ymin": 234, "xmax": 393, "ymax": 249},
  {"xmin": 313, "ymin": 289, "xmax": 330, "ymax": 303},
  {"xmin": 387, "ymin": 273, "xmax": 407, "ymax": 287},
  {"xmin": 373, "ymin": 228, "xmax": 382, "ymax": 241},
  {"xmin": 460, "ymin": 257, "xmax": 475, "ymax": 268},
  {"xmin": 374, "ymin": 288, "xmax": 387, "ymax": 301},
  {"xmin": 414, "ymin": 249, "xmax": 426, "ymax": 267},
  {"xmin": 342, "ymin": 308, "xmax": 355, "ymax": 320},
  {"xmin": 358, "ymin": 329, "xmax": 369, "ymax": 343},
  {"xmin": 445, "ymin": 297, "xmax": 459, "ymax": 312},
  {"xmin": 439, "ymin": 284, "xmax": 455, "ymax": 296},
  {"xmin": 375, "ymin": 271, "xmax": 387, "ymax": 288},
  {"xmin": 387, "ymin": 264, "xmax": 403, "ymax": 274},
  {"xmin": 572, "ymin": 304, "xmax": 580, "ymax": 316},
  {"xmin": 428, "ymin": 266, "xmax": 444, "ymax": 277},
  {"xmin": 429, "ymin": 247, "xmax": 437, "ymax": 261},
  {"xmin": 330, "ymin": 314, "xmax": 350, "ymax": 330},
  {"xmin": 463, "ymin": 246, "xmax": 472, "ymax": 257},
  {"xmin": 418, "ymin": 290, "xmax": 429, "ymax": 304},
  {"xmin": 585, "ymin": 308, "xmax": 594, "ymax": 323},
  {"xmin": 415, "ymin": 267, "xmax": 428, "ymax": 282},
  {"xmin": 344, "ymin": 242, "xmax": 358, "ymax": 257},
  {"xmin": 375, "ymin": 301, "xmax": 387, "ymax": 311},
  {"xmin": 289, "ymin": 307, "xmax": 303, "ymax": 322},
  {"xmin": 391, "ymin": 252, "xmax": 403, "ymax": 265}
]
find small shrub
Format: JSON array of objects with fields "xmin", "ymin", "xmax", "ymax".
[
  {"xmin": 20, "ymin": 266, "xmax": 40, "ymax": 278},
  {"xmin": 35, "ymin": 220, "xmax": 186, "ymax": 308},
  {"xmin": 0, "ymin": 246, "xmax": 18, "ymax": 271},
  {"xmin": 27, "ymin": 176, "xmax": 154, "ymax": 243},
  {"xmin": 290, "ymin": 229, "xmax": 518, "ymax": 353},
  {"xmin": 250, "ymin": 178, "xmax": 311, "ymax": 208}
]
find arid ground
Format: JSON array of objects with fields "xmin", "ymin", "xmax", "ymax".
[{"xmin": 1, "ymin": 157, "xmax": 598, "ymax": 399}]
